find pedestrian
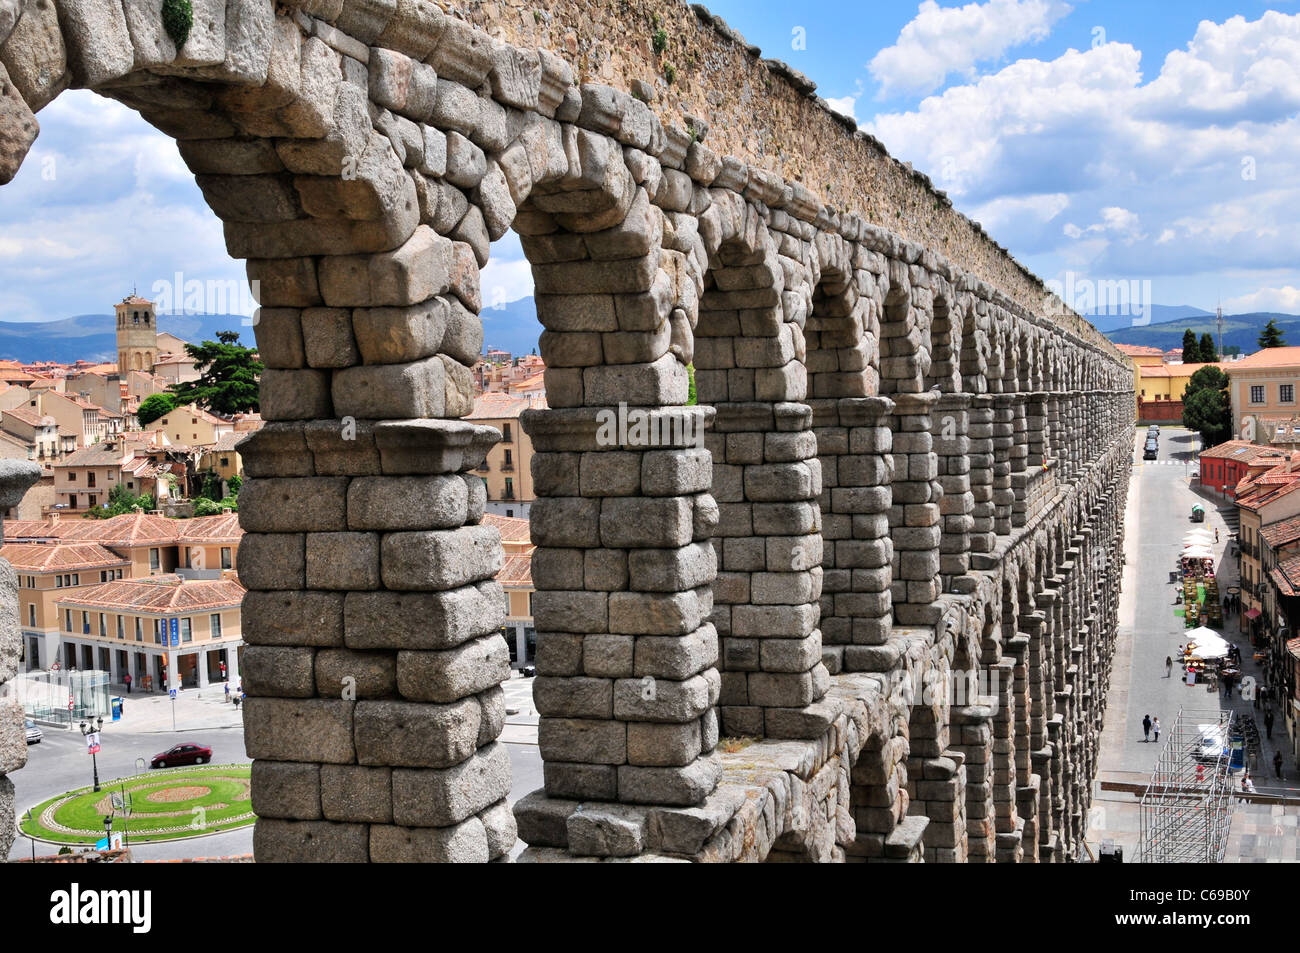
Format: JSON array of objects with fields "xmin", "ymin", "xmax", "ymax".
[
  {"xmin": 123, "ymin": 672, "xmax": 131, "ymax": 695},
  {"xmin": 1165, "ymin": 656, "xmax": 1173, "ymax": 678},
  {"xmin": 1265, "ymin": 709, "xmax": 1275, "ymax": 740},
  {"xmin": 1216, "ymin": 528, "xmax": 1220, "ymax": 543},
  {"xmin": 1242, "ymin": 773, "xmax": 1255, "ymax": 793},
  {"xmin": 1275, "ymin": 749, "xmax": 1285, "ymax": 779},
  {"xmin": 1153, "ymin": 717, "xmax": 1161, "ymax": 743},
  {"xmin": 219, "ymin": 661, "xmax": 227, "ymax": 681},
  {"xmin": 224, "ymin": 682, "xmax": 231, "ymax": 703},
  {"xmin": 1142, "ymin": 713, "xmax": 1152, "ymax": 742}
]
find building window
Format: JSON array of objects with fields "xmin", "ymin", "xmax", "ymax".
[
  {"xmin": 181, "ymin": 618, "xmax": 192, "ymax": 643},
  {"xmin": 1251, "ymin": 385, "xmax": 1265, "ymax": 403},
  {"xmin": 221, "ymin": 547, "xmax": 232, "ymax": 570},
  {"xmin": 65, "ymin": 609, "xmax": 72, "ymax": 632},
  {"xmin": 1283, "ymin": 385, "xmax": 1295, "ymax": 404},
  {"xmin": 504, "ymin": 477, "xmax": 514, "ymax": 499},
  {"xmin": 56, "ymin": 575, "xmax": 63, "ymax": 589},
  {"xmin": 68, "ymin": 472, "xmax": 76, "ymax": 481},
  {"xmin": 72, "ymin": 574, "xmax": 78, "ymax": 586},
  {"xmin": 502, "ymin": 423, "xmax": 512, "ymax": 442},
  {"xmin": 98, "ymin": 613, "xmax": 105, "ymax": 637},
  {"xmin": 87, "ymin": 472, "xmax": 96, "ymax": 487},
  {"xmin": 149, "ymin": 548, "xmax": 160, "ymax": 571},
  {"xmin": 135, "ymin": 617, "xmax": 142, "ymax": 642},
  {"xmin": 81, "ymin": 611, "xmax": 88, "ymax": 634},
  {"xmin": 28, "ymin": 604, "xmax": 34, "ymax": 627},
  {"xmin": 211, "ymin": 614, "xmax": 222, "ymax": 639},
  {"xmin": 117, "ymin": 615, "xmax": 124, "ymax": 639},
  {"xmin": 154, "ymin": 619, "xmax": 163, "ymax": 644}
]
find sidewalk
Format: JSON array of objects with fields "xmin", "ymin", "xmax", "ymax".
[{"xmin": 86, "ymin": 684, "xmax": 244, "ymax": 734}]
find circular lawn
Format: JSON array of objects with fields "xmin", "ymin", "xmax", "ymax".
[{"xmin": 19, "ymin": 764, "xmax": 253, "ymax": 846}]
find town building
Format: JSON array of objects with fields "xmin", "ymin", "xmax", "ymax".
[
  {"xmin": 465, "ymin": 392, "xmax": 545, "ymax": 517},
  {"xmin": 1235, "ymin": 459, "xmax": 1300, "ymax": 642},
  {"xmin": 483, "ymin": 513, "xmax": 535, "ymax": 669},
  {"xmin": 1225, "ymin": 346, "xmax": 1300, "ymax": 441},
  {"xmin": 1115, "ymin": 344, "xmax": 1224, "ymax": 423},
  {"xmin": 153, "ymin": 402, "xmax": 234, "ymax": 448},
  {"xmin": 4, "ymin": 512, "xmax": 245, "ymax": 689},
  {"xmin": 115, "ymin": 294, "xmax": 158, "ymax": 373},
  {"xmin": 1198, "ymin": 440, "xmax": 1292, "ymax": 498}
]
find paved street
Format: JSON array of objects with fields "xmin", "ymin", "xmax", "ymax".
[
  {"xmin": 9, "ymin": 673, "xmax": 544, "ymax": 861},
  {"xmin": 1092, "ymin": 425, "xmax": 1300, "ymax": 860}
]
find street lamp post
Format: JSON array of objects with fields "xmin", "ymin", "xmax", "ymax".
[
  {"xmin": 103, "ymin": 814, "xmax": 112, "ymax": 849},
  {"xmin": 79, "ymin": 716, "xmax": 103, "ymax": 792}
]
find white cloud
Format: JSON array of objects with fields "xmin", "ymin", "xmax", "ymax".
[
  {"xmin": 480, "ymin": 231, "xmax": 534, "ymax": 309},
  {"xmin": 869, "ymin": 0, "xmax": 1072, "ymax": 97},
  {"xmin": 824, "ymin": 95, "xmax": 858, "ymax": 123},
  {"xmin": 1223, "ymin": 285, "xmax": 1300, "ymax": 313},
  {"xmin": 862, "ymin": 11, "xmax": 1300, "ymax": 289}
]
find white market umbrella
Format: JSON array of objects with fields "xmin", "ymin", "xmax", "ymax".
[
  {"xmin": 1182, "ymin": 547, "xmax": 1213, "ymax": 558},
  {"xmin": 1186, "ymin": 625, "xmax": 1224, "ymax": 641},
  {"xmin": 1188, "ymin": 642, "xmax": 1230, "ymax": 660},
  {"xmin": 1184, "ymin": 531, "xmax": 1213, "ymax": 541}
]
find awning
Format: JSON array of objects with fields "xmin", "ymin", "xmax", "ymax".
[{"xmin": 1245, "ymin": 608, "xmax": 1262, "ymax": 620}]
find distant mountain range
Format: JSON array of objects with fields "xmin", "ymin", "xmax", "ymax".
[
  {"xmin": 1104, "ymin": 310, "xmax": 1300, "ymax": 356},
  {"xmin": 0, "ymin": 314, "xmax": 249, "ymax": 364},
  {"xmin": 1086, "ymin": 304, "xmax": 1213, "ymax": 333},
  {"xmin": 479, "ymin": 296, "xmax": 543, "ymax": 359},
  {"xmin": 9, "ymin": 300, "xmax": 1297, "ymax": 368}
]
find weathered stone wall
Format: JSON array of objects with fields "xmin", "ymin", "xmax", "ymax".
[
  {"xmin": 0, "ymin": 0, "xmax": 1134, "ymax": 862},
  {"xmin": 0, "ymin": 460, "xmax": 42, "ymax": 857}
]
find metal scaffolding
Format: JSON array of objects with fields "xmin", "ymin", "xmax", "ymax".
[{"xmin": 1138, "ymin": 708, "xmax": 1235, "ymax": 863}]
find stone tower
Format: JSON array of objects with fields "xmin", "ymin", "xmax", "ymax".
[{"xmin": 115, "ymin": 293, "xmax": 157, "ymax": 373}]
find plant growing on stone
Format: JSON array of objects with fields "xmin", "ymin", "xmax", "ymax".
[
  {"xmin": 161, "ymin": 0, "xmax": 193, "ymax": 49},
  {"xmin": 652, "ymin": 27, "xmax": 668, "ymax": 55},
  {"xmin": 664, "ymin": 63, "xmax": 677, "ymax": 84}
]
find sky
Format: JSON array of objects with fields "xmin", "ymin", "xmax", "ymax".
[{"xmin": 4, "ymin": 0, "xmax": 1300, "ymax": 324}]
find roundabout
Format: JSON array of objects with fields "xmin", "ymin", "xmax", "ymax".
[{"xmin": 19, "ymin": 765, "xmax": 254, "ymax": 846}]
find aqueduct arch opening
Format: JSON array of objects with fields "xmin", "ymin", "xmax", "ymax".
[{"xmin": 0, "ymin": 0, "xmax": 1134, "ymax": 863}]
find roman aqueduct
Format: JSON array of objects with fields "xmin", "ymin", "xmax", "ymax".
[{"xmin": 0, "ymin": 0, "xmax": 1134, "ymax": 862}]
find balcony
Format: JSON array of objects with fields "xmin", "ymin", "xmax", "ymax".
[{"xmin": 500, "ymin": 462, "xmax": 514, "ymax": 472}]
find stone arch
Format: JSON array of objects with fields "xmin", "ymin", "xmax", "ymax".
[{"xmin": 692, "ymin": 189, "xmax": 827, "ymax": 739}]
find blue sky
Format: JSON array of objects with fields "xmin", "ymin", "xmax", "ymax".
[{"xmin": 5, "ymin": 0, "xmax": 1300, "ymax": 324}]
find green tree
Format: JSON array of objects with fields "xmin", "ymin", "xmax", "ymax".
[
  {"xmin": 87, "ymin": 484, "xmax": 155, "ymax": 519},
  {"xmin": 167, "ymin": 331, "xmax": 262, "ymax": 416},
  {"xmin": 137, "ymin": 393, "xmax": 178, "ymax": 427},
  {"xmin": 1198, "ymin": 332, "xmax": 1218, "ymax": 363},
  {"xmin": 1181, "ymin": 365, "xmax": 1232, "ymax": 446},
  {"xmin": 1181, "ymin": 328, "xmax": 1200, "ymax": 364},
  {"xmin": 1259, "ymin": 319, "xmax": 1287, "ymax": 349}
]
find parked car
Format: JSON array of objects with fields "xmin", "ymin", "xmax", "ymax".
[
  {"xmin": 24, "ymin": 719, "xmax": 41, "ymax": 744},
  {"xmin": 150, "ymin": 743, "xmax": 212, "ymax": 768}
]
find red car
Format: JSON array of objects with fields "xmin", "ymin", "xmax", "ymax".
[{"xmin": 150, "ymin": 743, "xmax": 212, "ymax": 768}]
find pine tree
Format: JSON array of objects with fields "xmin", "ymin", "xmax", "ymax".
[
  {"xmin": 1198, "ymin": 332, "xmax": 1218, "ymax": 363},
  {"xmin": 1259, "ymin": 319, "xmax": 1287, "ymax": 349},
  {"xmin": 1181, "ymin": 328, "xmax": 1200, "ymax": 364}
]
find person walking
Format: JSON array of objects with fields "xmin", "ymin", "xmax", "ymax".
[
  {"xmin": 1165, "ymin": 656, "xmax": 1173, "ymax": 678},
  {"xmin": 123, "ymin": 672, "xmax": 131, "ymax": 695},
  {"xmin": 1275, "ymin": 749, "xmax": 1285, "ymax": 780},
  {"xmin": 1153, "ymin": 717, "xmax": 1161, "ymax": 743},
  {"xmin": 1265, "ymin": 709, "xmax": 1275, "ymax": 740},
  {"xmin": 1142, "ymin": 713, "xmax": 1152, "ymax": 742},
  {"xmin": 224, "ymin": 682, "xmax": 231, "ymax": 703}
]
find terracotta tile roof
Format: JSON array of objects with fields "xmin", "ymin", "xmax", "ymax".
[
  {"xmin": 60, "ymin": 443, "xmax": 126, "ymax": 467},
  {"xmin": 497, "ymin": 553, "xmax": 533, "ymax": 587},
  {"xmin": 1227, "ymin": 346, "xmax": 1300, "ymax": 370},
  {"xmin": 1236, "ymin": 474, "xmax": 1300, "ymax": 511},
  {"xmin": 57, "ymin": 512, "xmax": 181, "ymax": 545},
  {"xmin": 0, "ymin": 543, "xmax": 129, "ymax": 572},
  {"xmin": 176, "ymin": 514, "xmax": 242, "ymax": 543},
  {"xmin": 1200, "ymin": 440, "xmax": 1288, "ymax": 463},
  {"xmin": 1115, "ymin": 344, "xmax": 1164, "ymax": 356},
  {"xmin": 465, "ymin": 392, "xmax": 548, "ymax": 420},
  {"xmin": 2, "ymin": 407, "xmax": 49, "ymax": 427},
  {"xmin": 205, "ymin": 431, "xmax": 244, "ymax": 453},
  {"xmin": 3, "ymin": 518, "xmax": 67, "ymax": 540},
  {"xmin": 120, "ymin": 295, "xmax": 153, "ymax": 306},
  {"xmin": 1271, "ymin": 555, "xmax": 1300, "ymax": 598},
  {"xmin": 1138, "ymin": 362, "xmax": 1224, "ymax": 378},
  {"xmin": 482, "ymin": 513, "xmax": 531, "ymax": 543},
  {"xmin": 56, "ymin": 575, "xmax": 245, "ymax": 613},
  {"xmin": 1261, "ymin": 513, "xmax": 1300, "ymax": 549}
]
